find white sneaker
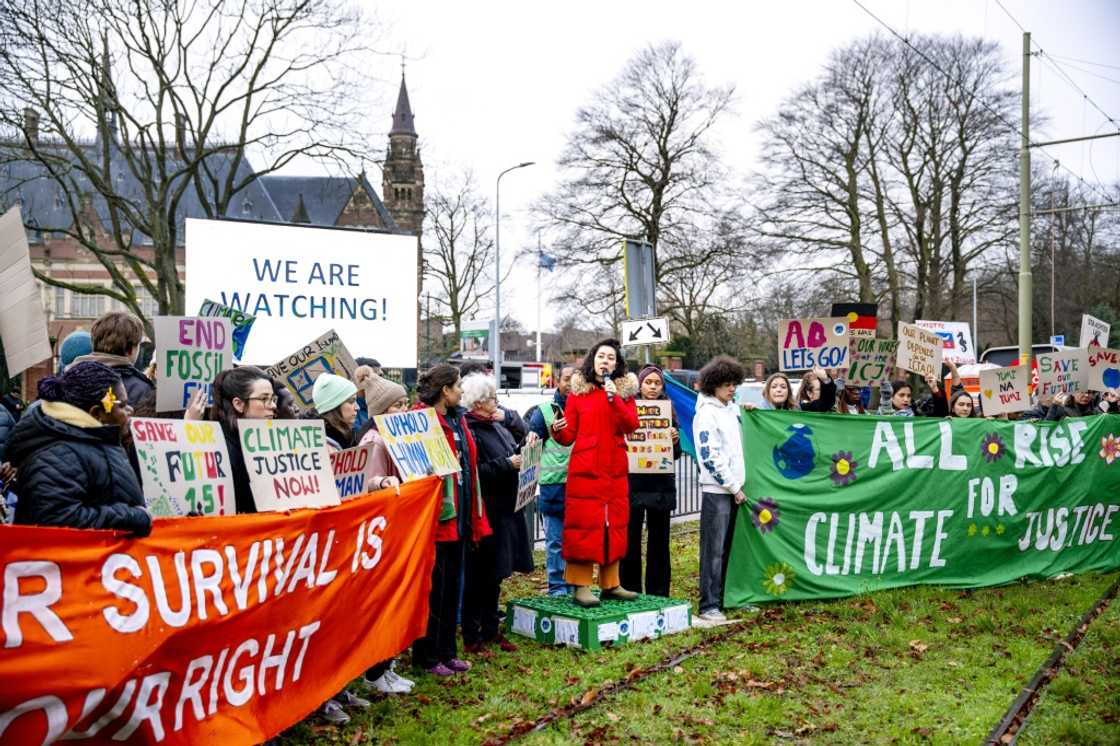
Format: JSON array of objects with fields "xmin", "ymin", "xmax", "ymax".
[
  {"xmin": 698, "ymin": 609, "xmax": 727, "ymax": 622},
  {"xmin": 321, "ymin": 699, "xmax": 350, "ymax": 725},
  {"xmin": 386, "ymin": 670, "xmax": 415, "ymax": 691},
  {"xmin": 369, "ymin": 672, "xmax": 411, "ymax": 694}
]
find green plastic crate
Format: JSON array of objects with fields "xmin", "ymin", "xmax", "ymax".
[{"xmin": 506, "ymin": 594, "xmax": 691, "ymax": 650}]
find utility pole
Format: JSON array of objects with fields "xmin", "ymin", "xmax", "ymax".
[
  {"xmin": 1017, "ymin": 31, "xmax": 1032, "ymax": 367},
  {"xmin": 536, "ymin": 231, "xmax": 542, "ymax": 363}
]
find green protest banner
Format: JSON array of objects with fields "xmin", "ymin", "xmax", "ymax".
[{"xmin": 724, "ymin": 410, "xmax": 1120, "ymax": 606}]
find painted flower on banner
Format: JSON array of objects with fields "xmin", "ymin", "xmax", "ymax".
[
  {"xmin": 981, "ymin": 433, "xmax": 1006, "ymax": 463},
  {"xmin": 751, "ymin": 498, "xmax": 781, "ymax": 533},
  {"xmin": 763, "ymin": 563, "xmax": 795, "ymax": 596},
  {"xmin": 830, "ymin": 451, "xmax": 858, "ymax": 486},
  {"xmin": 1100, "ymin": 434, "xmax": 1120, "ymax": 465}
]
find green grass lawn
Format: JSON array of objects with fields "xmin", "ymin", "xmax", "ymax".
[
  {"xmin": 1017, "ymin": 591, "xmax": 1120, "ymax": 746},
  {"xmin": 279, "ymin": 525, "xmax": 1118, "ymax": 745}
]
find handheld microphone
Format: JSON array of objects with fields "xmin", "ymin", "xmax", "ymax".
[{"xmin": 601, "ymin": 365, "xmax": 613, "ymax": 402}]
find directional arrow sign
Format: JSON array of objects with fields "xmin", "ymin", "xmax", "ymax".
[{"xmin": 622, "ymin": 317, "xmax": 671, "ymax": 347}]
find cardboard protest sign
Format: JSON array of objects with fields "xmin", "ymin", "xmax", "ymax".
[
  {"xmin": 199, "ymin": 298, "xmax": 256, "ymax": 360},
  {"xmin": 373, "ymin": 407, "xmax": 461, "ymax": 481},
  {"xmin": 626, "ymin": 399, "xmax": 675, "ymax": 474},
  {"xmin": 154, "ymin": 316, "xmax": 234, "ymax": 412},
  {"xmin": 725, "ymin": 412, "xmax": 1120, "ymax": 606},
  {"xmin": 1087, "ymin": 347, "xmax": 1120, "ymax": 392},
  {"xmin": 779, "ymin": 317, "xmax": 849, "ymax": 371},
  {"xmin": 830, "ymin": 303, "xmax": 877, "ymax": 340},
  {"xmin": 979, "ymin": 365, "xmax": 1032, "ymax": 416},
  {"xmin": 263, "ymin": 328, "xmax": 359, "ymax": 411},
  {"xmin": 896, "ymin": 322, "xmax": 945, "ymax": 378},
  {"xmin": 238, "ymin": 419, "xmax": 340, "ymax": 511},
  {"xmin": 0, "ymin": 205, "xmax": 52, "ymax": 375},
  {"xmin": 847, "ymin": 338, "xmax": 899, "ymax": 388},
  {"xmin": 130, "ymin": 418, "xmax": 235, "ymax": 517},
  {"xmin": 916, "ymin": 320, "xmax": 976, "ymax": 365},
  {"xmin": 329, "ymin": 444, "xmax": 384, "ymax": 500},
  {"xmin": 0, "ymin": 478, "xmax": 440, "ymax": 745},
  {"xmin": 1037, "ymin": 349, "xmax": 1090, "ymax": 398},
  {"xmin": 515, "ymin": 440, "xmax": 544, "ymax": 512},
  {"xmin": 1080, "ymin": 314, "xmax": 1111, "ymax": 348}
]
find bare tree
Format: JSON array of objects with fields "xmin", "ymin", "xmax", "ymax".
[
  {"xmin": 422, "ymin": 172, "xmax": 509, "ymax": 348},
  {"xmin": 534, "ymin": 41, "xmax": 735, "ymax": 318},
  {"xmin": 0, "ymin": 0, "xmax": 382, "ymax": 331}
]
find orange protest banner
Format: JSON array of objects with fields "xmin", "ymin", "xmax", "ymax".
[{"xmin": 0, "ymin": 477, "xmax": 441, "ymax": 745}]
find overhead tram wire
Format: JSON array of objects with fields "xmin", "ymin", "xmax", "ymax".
[
  {"xmin": 849, "ymin": 0, "xmax": 1117, "ymax": 205},
  {"xmin": 1047, "ymin": 54, "xmax": 1120, "ymax": 72},
  {"xmin": 994, "ymin": 0, "xmax": 1120, "ymax": 154}
]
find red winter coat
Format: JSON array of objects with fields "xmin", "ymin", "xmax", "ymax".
[
  {"xmin": 553, "ymin": 371, "xmax": 640, "ymax": 564},
  {"xmin": 421, "ymin": 404, "xmax": 492, "ymax": 544}
]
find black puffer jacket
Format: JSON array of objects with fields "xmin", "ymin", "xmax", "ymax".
[
  {"xmin": 6, "ymin": 403, "xmax": 151, "ymax": 534},
  {"xmin": 466, "ymin": 413, "xmax": 533, "ymax": 580}
]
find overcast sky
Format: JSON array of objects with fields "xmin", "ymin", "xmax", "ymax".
[{"xmin": 356, "ymin": 0, "xmax": 1120, "ymax": 335}]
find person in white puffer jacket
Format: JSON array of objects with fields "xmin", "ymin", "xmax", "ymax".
[{"xmin": 691, "ymin": 355, "xmax": 747, "ymax": 622}]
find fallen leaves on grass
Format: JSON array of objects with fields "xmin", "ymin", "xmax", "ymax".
[
  {"xmin": 579, "ymin": 688, "xmax": 598, "ymax": 706},
  {"xmin": 909, "ymin": 639, "xmax": 929, "ymax": 654}
]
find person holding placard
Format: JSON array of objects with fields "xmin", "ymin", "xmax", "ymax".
[
  {"xmin": 795, "ymin": 367, "xmax": 837, "ymax": 412},
  {"xmin": 620, "ymin": 365, "xmax": 680, "ymax": 598},
  {"xmin": 354, "ymin": 374, "xmax": 416, "ymax": 696},
  {"xmin": 209, "ymin": 367, "xmax": 277, "ymax": 513},
  {"xmin": 309, "ymin": 373, "xmax": 360, "ymax": 452},
  {"xmin": 411, "ymin": 365, "xmax": 492, "ymax": 678},
  {"xmin": 551, "ymin": 339, "xmax": 641, "ymax": 609},
  {"xmin": 6, "ymin": 362, "xmax": 151, "ymax": 535},
  {"xmin": 461, "ymin": 373, "xmax": 536, "ymax": 655},
  {"xmin": 527, "ymin": 364, "xmax": 577, "ymax": 598}
]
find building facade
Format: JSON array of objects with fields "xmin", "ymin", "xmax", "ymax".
[{"xmin": 0, "ymin": 74, "xmax": 424, "ymax": 400}]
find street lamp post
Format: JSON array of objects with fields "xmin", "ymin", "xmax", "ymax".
[{"xmin": 493, "ymin": 161, "xmax": 535, "ymax": 383}]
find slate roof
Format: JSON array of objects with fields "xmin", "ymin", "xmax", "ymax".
[{"xmin": 0, "ymin": 139, "xmax": 399, "ymax": 241}]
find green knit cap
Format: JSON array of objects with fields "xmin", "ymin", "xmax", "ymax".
[{"xmin": 312, "ymin": 373, "xmax": 357, "ymax": 414}]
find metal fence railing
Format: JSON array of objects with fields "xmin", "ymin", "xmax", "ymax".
[{"xmin": 529, "ymin": 454, "xmax": 703, "ymax": 547}]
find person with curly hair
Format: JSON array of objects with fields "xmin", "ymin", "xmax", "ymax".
[{"xmin": 692, "ymin": 355, "xmax": 749, "ymax": 621}]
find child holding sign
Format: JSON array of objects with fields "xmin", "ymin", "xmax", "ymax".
[{"xmin": 209, "ymin": 367, "xmax": 277, "ymax": 513}]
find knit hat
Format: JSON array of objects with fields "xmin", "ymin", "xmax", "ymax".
[
  {"xmin": 58, "ymin": 330, "xmax": 93, "ymax": 373},
  {"xmin": 312, "ymin": 373, "xmax": 357, "ymax": 414},
  {"xmin": 637, "ymin": 365, "xmax": 664, "ymax": 387},
  {"xmin": 363, "ymin": 374, "xmax": 408, "ymax": 416}
]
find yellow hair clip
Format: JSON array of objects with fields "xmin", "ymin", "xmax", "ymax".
[{"xmin": 101, "ymin": 386, "xmax": 118, "ymax": 413}]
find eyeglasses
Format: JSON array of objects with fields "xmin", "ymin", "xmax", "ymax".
[{"xmin": 247, "ymin": 395, "xmax": 278, "ymax": 406}]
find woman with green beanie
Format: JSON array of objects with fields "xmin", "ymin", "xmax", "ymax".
[
  {"xmin": 310, "ymin": 373, "xmax": 360, "ymax": 452},
  {"xmin": 309, "ymin": 372, "xmax": 371, "ymax": 722}
]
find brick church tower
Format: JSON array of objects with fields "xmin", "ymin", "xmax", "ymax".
[{"xmin": 382, "ymin": 72, "xmax": 424, "ymax": 235}]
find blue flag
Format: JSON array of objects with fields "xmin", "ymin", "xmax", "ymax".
[{"xmin": 663, "ymin": 374, "xmax": 698, "ymax": 460}]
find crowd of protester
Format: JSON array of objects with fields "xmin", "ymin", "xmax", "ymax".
[{"xmin": 1, "ymin": 310, "xmax": 1118, "ymax": 732}]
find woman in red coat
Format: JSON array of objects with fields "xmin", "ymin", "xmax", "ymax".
[{"xmin": 553, "ymin": 338, "xmax": 641, "ymax": 607}]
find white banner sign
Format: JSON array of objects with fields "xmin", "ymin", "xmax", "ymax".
[
  {"xmin": 1080, "ymin": 314, "xmax": 1110, "ymax": 349},
  {"xmin": 915, "ymin": 320, "xmax": 976, "ymax": 365},
  {"xmin": 185, "ymin": 218, "xmax": 418, "ymax": 367}
]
